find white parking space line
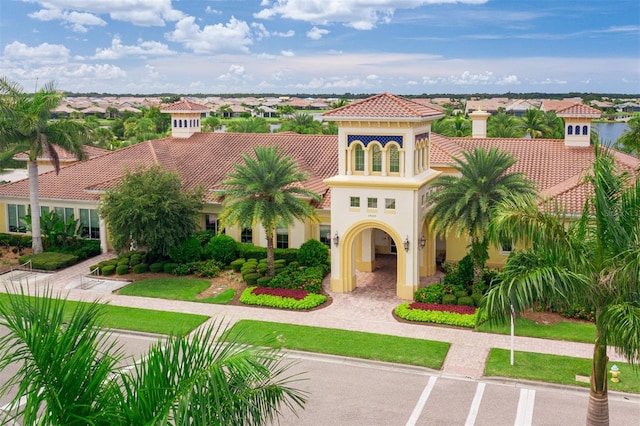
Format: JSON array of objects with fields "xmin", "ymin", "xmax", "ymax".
[
  {"xmin": 405, "ymin": 376, "xmax": 438, "ymax": 426},
  {"xmin": 514, "ymin": 388, "xmax": 536, "ymax": 426},
  {"xmin": 464, "ymin": 382, "xmax": 486, "ymax": 426}
]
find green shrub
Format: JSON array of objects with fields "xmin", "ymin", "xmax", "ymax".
[
  {"xmin": 237, "ymin": 244, "xmax": 267, "ymax": 261},
  {"xmin": 19, "ymin": 252, "xmax": 78, "ymax": 270},
  {"xmin": 117, "ymin": 260, "xmax": 130, "ymax": 267},
  {"xmin": 274, "ymin": 259, "xmax": 287, "ymax": 266},
  {"xmin": 130, "ymin": 254, "xmax": 142, "ymax": 266},
  {"xmin": 247, "ymin": 258, "xmax": 259, "ymax": 264},
  {"xmin": 274, "ymin": 248, "xmax": 298, "ymax": 264},
  {"xmin": 257, "ymin": 264, "xmax": 268, "ymax": 275},
  {"xmin": 240, "ymin": 286, "xmax": 327, "ymax": 310},
  {"xmin": 458, "ymin": 254, "xmax": 474, "ymax": 288},
  {"xmin": 266, "ymin": 264, "xmax": 325, "ymax": 293},
  {"xmin": 298, "ymin": 238, "xmax": 329, "ymax": 267},
  {"xmin": 102, "ymin": 265, "xmax": 115, "ymax": 276},
  {"xmin": 257, "ymin": 276, "xmax": 273, "ymax": 286},
  {"xmin": 454, "ymin": 290, "xmax": 468, "ymax": 299},
  {"xmin": 258, "ymin": 258, "xmax": 268, "ymax": 264},
  {"xmin": 414, "ymin": 284, "xmax": 444, "ymax": 304},
  {"xmin": 163, "ymin": 263, "xmax": 178, "ymax": 274},
  {"xmin": 458, "ymin": 296, "xmax": 474, "ymax": 307},
  {"xmin": 116, "ymin": 264, "xmax": 130, "ymax": 275},
  {"xmin": 132, "ymin": 263, "xmax": 149, "ymax": 274},
  {"xmin": 206, "ymin": 234, "xmax": 238, "ymax": 265},
  {"xmin": 194, "ymin": 260, "xmax": 222, "ymax": 278},
  {"xmin": 149, "ymin": 262, "xmax": 164, "ymax": 273},
  {"xmin": 244, "ymin": 273, "xmax": 261, "ymax": 285},
  {"xmin": 89, "ymin": 264, "xmax": 100, "ymax": 272},
  {"xmin": 168, "ymin": 237, "xmax": 202, "ymax": 264},
  {"xmin": 192, "ymin": 230, "xmax": 216, "ymax": 247},
  {"xmin": 442, "ymin": 294, "xmax": 457, "ymax": 305},
  {"xmin": 394, "ymin": 303, "xmax": 477, "ymax": 328},
  {"xmin": 471, "ymin": 293, "xmax": 484, "ymax": 307},
  {"xmin": 230, "ymin": 258, "xmax": 246, "ymax": 272}
]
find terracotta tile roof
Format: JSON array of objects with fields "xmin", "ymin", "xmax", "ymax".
[
  {"xmin": 0, "ymin": 133, "xmax": 338, "ymax": 205},
  {"xmin": 160, "ymin": 100, "xmax": 210, "ymax": 112},
  {"xmin": 13, "ymin": 145, "xmax": 110, "ymax": 163},
  {"xmin": 555, "ymin": 103, "xmax": 602, "ymax": 118},
  {"xmin": 428, "ymin": 134, "xmax": 639, "ymax": 213},
  {"xmin": 323, "ymin": 92, "xmax": 444, "ymax": 119},
  {"xmin": 540, "ymin": 99, "xmax": 581, "ymax": 112}
]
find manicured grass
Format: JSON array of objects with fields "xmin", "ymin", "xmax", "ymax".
[
  {"xmin": 225, "ymin": 320, "xmax": 450, "ymax": 369},
  {"xmin": 485, "ymin": 348, "xmax": 640, "ymax": 394},
  {"xmin": 476, "ymin": 317, "xmax": 596, "ymax": 343},
  {"xmin": 0, "ymin": 293, "xmax": 208, "ymax": 336},
  {"xmin": 118, "ymin": 277, "xmax": 235, "ymax": 304}
]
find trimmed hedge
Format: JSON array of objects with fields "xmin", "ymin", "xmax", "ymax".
[
  {"xmin": 240, "ymin": 286, "xmax": 327, "ymax": 310},
  {"xmin": 102, "ymin": 265, "xmax": 116, "ymax": 276},
  {"xmin": 394, "ymin": 302, "xmax": 477, "ymax": 328},
  {"xmin": 230, "ymin": 258, "xmax": 246, "ymax": 272},
  {"xmin": 149, "ymin": 262, "xmax": 164, "ymax": 273},
  {"xmin": 116, "ymin": 264, "xmax": 130, "ymax": 275},
  {"xmin": 206, "ymin": 234, "xmax": 238, "ymax": 265},
  {"xmin": 163, "ymin": 263, "xmax": 178, "ymax": 274},
  {"xmin": 132, "ymin": 263, "xmax": 149, "ymax": 274},
  {"xmin": 18, "ymin": 252, "xmax": 78, "ymax": 270}
]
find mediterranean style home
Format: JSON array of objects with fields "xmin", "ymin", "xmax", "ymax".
[{"xmin": 0, "ymin": 93, "xmax": 636, "ymax": 299}]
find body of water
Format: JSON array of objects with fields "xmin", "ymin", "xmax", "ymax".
[{"xmin": 593, "ymin": 122, "xmax": 630, "ymax": 146}]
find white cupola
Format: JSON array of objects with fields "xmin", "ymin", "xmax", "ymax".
[
  {"xmin": 160, "ymin": 100, "xmax": 210, "ymax": 138},
  {"xmin": 556, "ymin": 103, "xmax": 602, "ymax": 147}
]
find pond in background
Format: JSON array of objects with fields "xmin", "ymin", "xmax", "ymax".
[{"xmin": 593, "ymin": 122, "xmax": 630, "ymax": 146}]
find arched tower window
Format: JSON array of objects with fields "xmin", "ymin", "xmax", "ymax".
[
  {"xmin": 567, "ymin": 125, "xmax": 573, "ymax": 135},
  {"xmin": 583, "ymin": 125, "xmax": 588, "ymax": 135},
  {"xmin": 575, "ymin": 126, "xmax": 581, "ymax": 135},
  {"xmin": 173, "ymin": 119, "xmax": 177, "ymax": 128},
  {"xmin": 371, "ymin": 144, "xmax": 382, "ymax": 172},
  {"xmin": 388, "ymin": 145, "xmax": 400, "ymax": 173},
  {"xmin": 353, "ymin": 144, "xmax": 364, "ymax": 172}
]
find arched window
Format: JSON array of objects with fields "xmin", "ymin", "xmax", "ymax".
[
  {"xmin": 353, "ymin": 144, "xmax": 364, "ymax": 172},
  {"xmin": 178, "ymin": 120, "xmax": 182, "ymax": 128},
  {"xmin": 575, "ymin": 126, "xmax": 581, "ymax": 135},
  {"xmin": 371, "ymin": 144, "xmax": 382, "ymax": 172},
  {"xmin": 583, "ymin": 125, "xmax": 588, "ymax": 135},
  {"xmin": 567, "ymin": 125, "xmax": 573, "ymax": 135},
  {"xmin": 173, "ymin": 119, "xmax": 177, "ymax": 127},
  {"xmin": 388, "ymin": 145, "xmax": 400, "ymax": 173}
]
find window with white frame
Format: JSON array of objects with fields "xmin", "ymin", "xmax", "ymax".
[
  {"xmin": 54, "ymin": 207, "xmax": 75, "ymax": 223},
  {"xmin": 241, "ymin": 227, "xmax": 253, "ymax": 243},
  {"xmin": 7, "ymin": 204, "xmax": 27, "ymax": 233},
  {"xmin": 319, "ymin": 224, "xmax": 331, "ymax": 246},
  {"xmin": 79, "ymin": 208, "xmax": 100, "ymax": 239},
  {"xmin": 371, "ymin": 144, "xmax": 382, "ymax": 172},
  {"xmin": 385, "ymin": 198, "xmax": 396, "ymax": 210},
  {"xmin": 499, "ymin": 236, "xmax": 513, "ymax": 254},
  {"xmin": 388, "ymin": 145, "xmax": 400, "ymax": 173},
  {"xmin": 205, "ymin": 214, "xmax": 224, "ymax": 234},
  {"xmin": 353, "ymin": 144, "xmax": 364, "ymax": 172},
  {"xmin": 350, "ymin": 196, "xmax": 360, "ymax": 208},
  {"xmin": 367, "ymin": 197, "xmax": 378, "ymax": 209},
  {"xmin": 276, "ymin": 224, "xmax": 289, "ymax": 249}
]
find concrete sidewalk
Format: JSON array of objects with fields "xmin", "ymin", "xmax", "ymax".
[{"xmin": 3, "ymin": 253, "xmax": 624, "ymax": 379}]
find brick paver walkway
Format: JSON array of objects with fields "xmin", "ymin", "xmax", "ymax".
[{"xmin": 2, "ymin": 253, "xmax": 626, "ymax": 379}]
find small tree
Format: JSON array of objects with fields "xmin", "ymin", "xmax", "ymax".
[{"xmin": 99, "ymin": 165, "xmax": 204, "ymax": 257}]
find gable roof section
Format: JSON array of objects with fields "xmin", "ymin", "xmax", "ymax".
[
  {"xmin": 555, "ymin": 103, "xmax": 602, "ymax": 118},
  {"xmin": 160, "ymin": 100, "xmax": 209, "ymax": 113},
  {"xmin": 323, "ymin": 92, "xmax": 444, "ymax": 120}
]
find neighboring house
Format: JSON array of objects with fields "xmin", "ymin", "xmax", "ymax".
[{"xmin": 0, "ymin": 94, "xmax": 635, "ymax": 300}]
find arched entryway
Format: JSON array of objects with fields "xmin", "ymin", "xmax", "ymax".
[{"xmin": 334, "ymin": 219, "xmax": 412, "ymax": 299}]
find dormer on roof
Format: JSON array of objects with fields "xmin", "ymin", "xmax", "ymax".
[
  {"xmin": 160, "ymin": 100, "xmax": 210, "ymax": 138},
  {"xmin": 556, "ymin": 103, "xmax": 601, "ymax": 147}
]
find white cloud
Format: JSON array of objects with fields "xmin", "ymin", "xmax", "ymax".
[
  {"xmin": 307, "ymin": 26, "xmax": 330, "ymax": 40},
  {"xmin": 29, "ymin": 8, "xmax": 107, "ymax": 33},
  {"xmin": 255, "ymin": 0, "xmax": 488, "ymax": 30},
  {"xmin": 3, "ymin": 41, "xmax": 70, "ymax": 64},
  {"xmin": 93, "ymin": 36, "xmax": 174, "ymax": 59},
  {"xmin": 25, "ymin": 0, "xmax": 184, "ymax": 27},
  {"xmin": 281, "ymin": 50, "xmax": 295, "ymax": 57},
  {"xmin": 166, "ymin": 16, "xmax": 253, "ymax": 54}
]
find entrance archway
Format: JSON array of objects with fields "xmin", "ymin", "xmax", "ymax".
[{"xmin": 336, "ymin": 219, "xmax": 410, "ymax": 299}]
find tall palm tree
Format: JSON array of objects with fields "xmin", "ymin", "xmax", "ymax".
[
  {"xmin": 483, "ymin": 144, "xmax": 640, "ymax": 426},
  {"xmin": 278, "ymin": 113, "xmax": 322, "ymax": 134},
  {"xmin": 0, "ymin": 286, "xmax": 307, "ymax": 425},
  {"xmin": 219, "ymin": 146, "xmax": 320, "ymax": 276},
  {"xmin": 615, "ymin": 116, "xmax": 640, "ymax": 157},
  {"xmin": 0, "ymin": 77, "xmax": 89, "ymax": 254},
  {"xmin": 518, "ymin": 108, "xmax": 548, "ymax": 139},
  {"xmin": 541, "ymin": 110, "xmax": 564, "ymax": 139},
  {"xmin": 451, "ymin": 115, "xmax": 471, "ymax": 137},
  {"xmin": 426, "ymin": 147, "xmax": 536, "ymax": 280}
]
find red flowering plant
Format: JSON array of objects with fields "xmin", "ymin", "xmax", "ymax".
[{"xmin": 251, "ymin": 287, "xmax": 309, "ymax": 300}]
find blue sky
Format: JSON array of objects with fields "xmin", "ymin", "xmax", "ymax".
[{"xmin": 0, "ymin": 0, "xmax": 638, "ymax": 95}]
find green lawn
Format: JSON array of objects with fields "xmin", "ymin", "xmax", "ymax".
[
  {"xmin": 476, "ymin": 317, "xmax": 596, "ymax": 343},
  {"xmin": 485, "ymin": 348, "xmax": 640, "ymax": 394},
  {"xmin": 224, "ymin": 320, "xmax": 450, "ymax": 369},
  {"xmin": 118, "ymin": 277, "xmax": 235, "ymax": 304},
  {"xmin": 0, "ymin": 293, "xmax": 208, "ymax": 336}
]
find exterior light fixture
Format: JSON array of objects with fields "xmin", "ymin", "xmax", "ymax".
[
  {"xmin": 333, "ymin": 231, "xmax": 339, "ymax": 247},
  {"xmin": 419, "ymin": 235, "xmax": 426, "ymax": 250},
  {"xmin": 403, "ymin": 236, "xmax": 410, "ymax": 252}
]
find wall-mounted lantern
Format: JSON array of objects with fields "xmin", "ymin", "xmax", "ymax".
[
  {"xmin": 419, "ymin": 235, "xmax": 426, "ymax": 250},
  {"xmin": 403, "ymin": 236, "xmax": 410, "ymax": 252},
  {"xmin": 333, "ymin": 231, "xmax": 340, "ymax": 247}
]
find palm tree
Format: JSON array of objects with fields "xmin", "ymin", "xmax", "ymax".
[
  {"xmin": 0, "ymin": 78, "xmax": 89, "ymax": 254},
  {"xmin": 541, "ymin": 110, "xmax": 564, "ymax": 139},
  {"xmin": 518, "ymin": 108, "xmax": 548, "ymax": 139},
  {"xmin": 0, "ymin": 286, "xmax": 307, "ymax": 425},
  {"xmin": 219, "ymin": 146, "xmax": 320, "ymax": 276},
  {"xmin": 615, "ymin": 116, "xmax": 640, "ymax": 157},
  {"xmin": 227, "ymin": 117, "xmax": 270, "ymax": 133},
  {"xmin": 451, "ymin": 115, "xmax": 471, "ymax": 137},
  {"xmin": 426, "ymin": 147, "xmax": 536, "ymax": 281},
  {"xmin": 278, "ymin": 113, "xmax": 322, "ymax": 134},
  {"xmin": 487, "ymin": 110, "xmax": 521, "ymax": 138},
  {"xmin": 483, "ymin": 144, "xmax": 640, "ymax": 425}
]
